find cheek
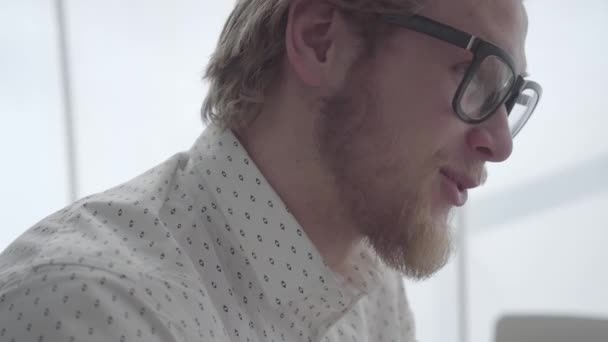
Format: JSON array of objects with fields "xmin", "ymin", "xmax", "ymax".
[
  {"xmin": 372, "ymin": 62, "xmax": 455, "ymax": 133},
  {"xmin": 375, "ymin": 68, "xmax": 466, "ymax": 164}
]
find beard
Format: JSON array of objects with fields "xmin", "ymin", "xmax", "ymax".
[{"xmin": 315, "ymin": 61, "xmax": 454, "ymax": 280}]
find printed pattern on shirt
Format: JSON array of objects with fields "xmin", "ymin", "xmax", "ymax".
[{"xmin": 0, "ymin": 125, "xmax": 416, "ymax": 342}]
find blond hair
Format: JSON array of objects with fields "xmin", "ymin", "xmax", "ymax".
[{"xmin": 201, "ymin": 0, "xmax": 424, "ymax": 131}]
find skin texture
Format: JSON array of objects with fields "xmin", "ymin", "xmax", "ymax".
[{"xmin": 235, "ymin": 0, "xmax": 528, "ymax": 279}]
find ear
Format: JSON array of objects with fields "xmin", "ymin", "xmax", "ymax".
[{"xmin": 285, "ymin": 0, "xmax": 345, "ymax": 87}]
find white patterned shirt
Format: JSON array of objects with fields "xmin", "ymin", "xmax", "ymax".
[{"xmin": 0, "ymin": 125, "xmax": 416, "ymax": 342}]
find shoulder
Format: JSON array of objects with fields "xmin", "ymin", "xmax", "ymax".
[
  {"xmin": 0, "ymin": 260, "xmax": 221, "ymax": 342},
  {"xmin": 0, "ymin": 148, "xmax": 221, "ymax": 304},
  {"xmin": 0, "ymin": 144, "xmax": 231, "ymax": 341},
  {"xmin": 0, "ymin": 151, "xmax": 207, "ymax": 275}
]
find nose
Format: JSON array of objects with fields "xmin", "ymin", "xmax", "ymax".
[{"xmin": 466, "ymin": 106, "xmax": 514, "ymax": 162}]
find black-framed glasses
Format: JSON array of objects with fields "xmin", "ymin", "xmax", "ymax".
[{"xmin": 381, "ymin": 14, "xmax": 542, "ymax": 137}]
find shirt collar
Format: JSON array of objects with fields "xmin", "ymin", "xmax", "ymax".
[{"xmin": 190, "ymin": 124, "xmax": 387, "ymax": 334}]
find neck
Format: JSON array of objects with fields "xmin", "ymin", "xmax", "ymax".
[{"xmin": 233, "ymin": 93, "xmax": 360, "ymax": 274}]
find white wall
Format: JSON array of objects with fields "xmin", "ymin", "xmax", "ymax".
[
  {"xmin": 393, "ymin": 2, "xmax": 608, "ymax": 342},
  {"xmin": 466, "ymin": 1, "xmax": 608, "ymax": 342},
  {"xmin": 0, "ymin": 1, "xmax": 70, "ymax": 248},
  {"xmin": 1, "ymin": 2, "xmax": 607, "ymax": 342},
  {"xmin": 64, "ymin": 0, "xmax": 235, "ymax": 196},
  {"xmin": 0, "ymin": 0, "xmax": 235, "ymax": 249}
]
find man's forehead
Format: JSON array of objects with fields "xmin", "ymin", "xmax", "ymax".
[{"xmin": 421, "ymin": 0, "xmax": 529, "ymax": 74}]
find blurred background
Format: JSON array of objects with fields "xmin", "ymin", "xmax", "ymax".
[{"xmin": 1, "ymin": 1, "xmax": 607, "ymax": 341}]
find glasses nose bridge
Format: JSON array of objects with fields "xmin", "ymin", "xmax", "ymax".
[
  {"xmin": 505, "ymin": 76, "xmax": 526, "ymax": 113},
  {"xmin": 504, "ymin": 90, "xmax": 519, "ymax": 114}
]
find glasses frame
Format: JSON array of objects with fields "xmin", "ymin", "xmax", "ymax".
[{"xmin": 380, "ymin": 14, "xmax": 542, "ymax": 136}]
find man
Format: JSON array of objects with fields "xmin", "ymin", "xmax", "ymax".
[{"xmin": 0, "ymin": 0, "xmax": 540, "ymax": 341}]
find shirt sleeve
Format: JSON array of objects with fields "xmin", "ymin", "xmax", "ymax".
[{"xmin": 0, "ymin": 265, "xmax": 185, "ymax": 342}]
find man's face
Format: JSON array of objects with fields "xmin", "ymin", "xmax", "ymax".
[{"xmin": 316, "ymin": 0, "xmax": 527, "ymax": 279}]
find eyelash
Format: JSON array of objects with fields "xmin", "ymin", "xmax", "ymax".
[
  {"xmin": 453, "ymin": 62, "xmax": 471, "ymax": 75},
  {"xmin": 451, "ymin": 62, "xmax": 471, "ymax": 86}
]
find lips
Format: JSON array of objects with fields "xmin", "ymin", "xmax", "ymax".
[
  {"xmin": 440, "ymin": 168, "xmax": 480, "ymax": 191},
  {"xmin": 439, "ymin": 169, "xmax": 472, "ymax": 207},
  {"xmin": 442, "ymin": 171, "xmax": 464, "ymax": 192}
]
